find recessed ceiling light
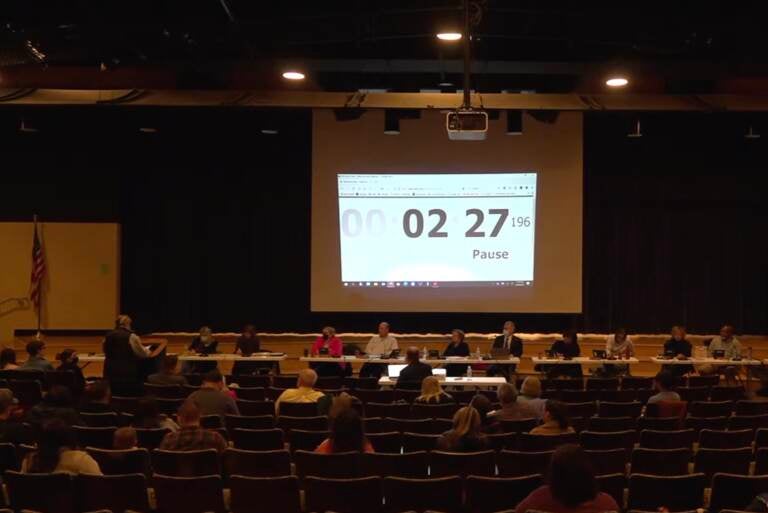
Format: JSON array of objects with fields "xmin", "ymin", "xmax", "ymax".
[
  {"xmin": 436, "ymin": 32, "xmax": 462, "ymax": 41},
  {"xmin": 261, "ymin": 129, "xmax": 279, "ymax": 135},
  {"xmin": 606, "ymin": 77, "xmax": 629, "ymax": 87},
  {"xmin": 282, "ymin": 71, "xmax": 305, "ymax": 80}
]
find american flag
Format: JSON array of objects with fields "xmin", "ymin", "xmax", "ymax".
[{"xmin": 29, "ymin": 221, "xmax": 45, "ymax": 309}]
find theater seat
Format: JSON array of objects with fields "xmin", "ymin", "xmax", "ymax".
[
  {"xmin": 305, "ymin": 476, "xmax": 383, "ymax": 513},
  {"xmin": 497, "ymin": 450, "xmax": 553, "ymax": 477},
  {"xmin": 294, "ymin": 450, "xmax": 362, "ymax": 480},
  {"xmin": 630, "ymin": 447, "xmax": 691, "ymax": 475},
  {"xmin": 383, "ymin": 476, "xmax": 463, "ymax": 513},
  {"xmin": 151, "ymin": 448, "xmax": 221, "ymax": 477},
  {"xmin": 698, "ymin": 429, "xmax": 753, "ymax": 449},
  {"xmin": 231, "ymin": 428, "xmax": 284, "ymax": 450},
  {"xmin": 153, "ymin": 474, "xmax": 226, "ymax": 513},
  {"xmin": 709, "ymin": 474, "xmax": 768, "ymax": 513},
  {"xmin": 74, "ymin": 473, "xmax": 150, "ymax": 513},
  {"xmin": 222, "ymin": 448, "xmax": 291, "ymax": 479},
  {"xmin": 585, "ymin": 448, "xmax": 628, "ymax": 475},
  {"xmin": 627, "ymin": 473, "xmax": 705, "ymax": 512},
  {"xmin": 229, "ymin": 475, "xmax": 301, "ymax": 513},
  {"xmin": 361, "ymin": 451, "xmax": 429, "ymax": 478},
  {"xmin": 430, "ymin": 450, "xmax": 495, "ymax": 477},
  {"xmin": 287, "ymin": 429, "xmax": 329, "ymax": 453},
  {"xmin": 85, "ymin": 447, "xmax": 151, "ymax": 477},
  {"xmin": 4, "ymin": 471, "xmax": 75, "ymax": 513},
  {"xmin": 694, "ymin": 448, "xmax": 752, "ymax": 483},
  {"xmin": 466, "ymin": 475, "xmax": 543, "ymax": 513}
]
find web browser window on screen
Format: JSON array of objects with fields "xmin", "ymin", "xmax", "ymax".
[{"xmin": 337, "ymin": 172, "xmax": 537, "ymax": 288}]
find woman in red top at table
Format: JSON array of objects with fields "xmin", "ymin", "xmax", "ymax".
[
  {"xmin": 310, "ymin": 326, "xmax": 347, "ymax": 377},
  {"xmin": 315, "ymin": 408, "xmax": 374, "ymax": 454}
]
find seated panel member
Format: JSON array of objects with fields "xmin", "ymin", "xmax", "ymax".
[
  {"xmin": 396, "ymin": 347, "xmax": 433, "ymax": 389},
  {"xmin": 544, "ymin": 330, "xmax": 582, "ymax": 379},
  {"xmin": 359, "ymin": 322, "xmax": 399, "ymax": 379},
  {"xmin": 699, "ymin": 324, "xmax": 742, "ymax": 384},
  {"xmin": 443, "ymin": 329, "xmax": 470, "ymax": 377},
  {"xmin": 232, "ymin": 324, "xmax": 274, "ymax": 376},
  {"xmin": 184, "ymin": 326, "xmax": 219, "ymax": 374},
  {"xmin": 600, "ymin": 328, "xmax": 634, "ymax": 377},
  {"xmin": 662, "ymin": 325, "xmax": 693, "ymax": 377},
  {"xmin": 310, "ymin": 326, "xmax": 347, "ymax": 377},
  {"xmin": 487, "ymin": 320, "xmax": 523, "ymax": 380}
]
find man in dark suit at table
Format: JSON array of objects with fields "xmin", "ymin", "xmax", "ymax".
[
  {"xmin": 487, "ymin": 321, "xmax": 523, "ymax": 381},
  {"xmin": 395, "ymin": 347, "xmax": 433, "ymax": 390}
]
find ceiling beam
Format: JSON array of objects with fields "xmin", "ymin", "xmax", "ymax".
[{"xmin": 3, "ymin": 89, "xmax": 768, "ymax": 111}]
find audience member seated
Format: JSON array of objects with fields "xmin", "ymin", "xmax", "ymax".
[
  {"xmin": 56, "ymin": 348, "xmax": 86, "ymax": 396},
  {"xmin": 20, "ymin": 340, "xmax": 54, "ymax": 372},
  {"xmin": 275, "ymin": 369, "xmax": 325, "ymax": 415},
  {"xmin": 315, "ymin": 407, "xmax": 373, "ymax": 454},
  {"xmin": 114, "ymin": 426, "xmax": 138, "ymax": 450},
  {"xmin": 647, "ymin": 370, "xmax": 681, "ymax": 404},
  {"xmin": 515, "ymin": 444, "xmax": 619, "ymax": 513},
  {"xmin": 395, "ymin": 347, "xmax": 433, "ymax": 389},
  {"xmin": 184, "ymin": 326, "xmax": 219, "ymax": 374},
  {"xmin": 22, "ymin": 419, "xmax": 102, "ymax": 475},
  {"xmin": 414, "ymin": 376, "xmax": 455, "ymax": 405},
  {"xmin": 27, "ymin": 385, "xmax": 81, "ymax": 428},
  {"xmin": 530, "ymin": 400, "xmax": 574, "ymax": 435},
  {"xmin": 470, "ymin": 394, "xmax": 499, "ymax": 434},
  {"xmin": 518, "ymin": 376, "xmax": 547, "ymax": 419},
  {"xmin": 148, "ymin": 355, "xmax": 189, "ymax": 386},
  {"xmin": 79, "ymin": 380, "xmax": 116, "ymax": 414},
  {"xmin": 132, "ymin": 397, "xmax": 179, "ymax": 432},
  {"xmin": 188, "ymin": 369, "xmax": 239, "ymax": 418},
  {"xmin": 0, "ymin": 347, "xmax": 19, "ymax": 370},
  {"xmin": 436, "ymin": 406, "xmax": 488, "ymax": 452},
  {"xmin": 159, "ymin": 400, "xmax": 227, "ymax": 453},
  {"xmin": 489, "ymin": 382, "xmax": 538, "ymax": 421},
  {"xmin": 662, "ymin": 325, "xmax": 694, "ymax": 377},
  {"xmin": 0, "ymin": 389, "xmax": 32, "ymax": 445}
]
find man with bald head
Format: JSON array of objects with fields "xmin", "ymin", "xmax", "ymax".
[
  {"xmin": 395, "ymin": 347, "xmax": 433, "ymax": 389},
  {"xmin": 275, "ymin": 368, "xmax": 326, "ymax": 414},
  {"xmin": 360, "ymin": 321, "xmax": 399, "ymax": 378}
]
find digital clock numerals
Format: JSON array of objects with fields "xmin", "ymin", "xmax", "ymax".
[{"xmin": 341, "ymin": 208, "xmax": 531, "ymax": 238}]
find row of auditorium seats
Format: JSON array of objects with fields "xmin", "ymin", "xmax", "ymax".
[{"xmin": 2, "ymin": 469, "xmax": 766, "ymax": 513}]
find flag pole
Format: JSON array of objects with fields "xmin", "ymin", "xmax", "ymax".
[{"xmin": 34, "ymin": 214, "xmax": 42, "ymax": 341}]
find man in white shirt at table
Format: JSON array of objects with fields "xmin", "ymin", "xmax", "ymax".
[
  {"xmin": 359, "ymin": 322, "xmax": 399, "ymax": 378},
  {"xmin": 699, "ymin": 324, "xmax": 742, "ymax": 384}
]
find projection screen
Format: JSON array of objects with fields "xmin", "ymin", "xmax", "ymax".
[{"xmin": 311, "ymin": 109, "xmax": 582, "ymax": 313}]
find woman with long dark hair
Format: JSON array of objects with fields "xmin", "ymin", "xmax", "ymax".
[
  {"xmin": 515, "ymin": 444, "xmax": 618, "ymax": 513},
  {"xmin": 132, "ymin": 397, "xmax": 179, "ymax": 432},
  {"xmin": 315, "ymin": 408, "xmax": 373, "ymax": 453},
  {"xmin": 23, "ymin": 419, "xmax": 101, "ymax": 474},
  {"xmin": 0, "ymin": 348, "xmax": 19, "ymax": 370}
]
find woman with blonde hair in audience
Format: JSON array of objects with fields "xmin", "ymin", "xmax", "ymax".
[
  {"xmin": 414, "ymin": 376, "xmax": 455, "ymax": 405},
  {"xmin": 436, "ymin": 406, "xmax": 488, "ymax": 452},
  {"xmin": 518, "ymin": 376, "xmax": 547, "ymax": 419},
  {"xmin": 531, "ymin": 400, "xmax": 575, "ymax": 435}
]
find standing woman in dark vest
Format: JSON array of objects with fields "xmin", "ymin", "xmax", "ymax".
[{"xmin": 103, "ymin": 315, "xmax": 167, "ymax": 396}]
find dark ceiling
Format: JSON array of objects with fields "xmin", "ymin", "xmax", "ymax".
[{"xmin": 1, "ymin": 1, "xmax": 768, "ymax": 93}]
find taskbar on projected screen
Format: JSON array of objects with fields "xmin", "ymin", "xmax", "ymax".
[{"xmin": 342, "ymin": 281, "xmax": 532, "ymax": 288}]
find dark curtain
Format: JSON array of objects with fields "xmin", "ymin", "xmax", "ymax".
[{"xmin": 1, "ymin": 108, "xmax": 766, "ymax": 334}]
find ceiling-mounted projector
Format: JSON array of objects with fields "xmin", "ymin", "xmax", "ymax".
[{"xmin": 446, "ymin": 109, "xmax": 488, "ymax": 140}]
